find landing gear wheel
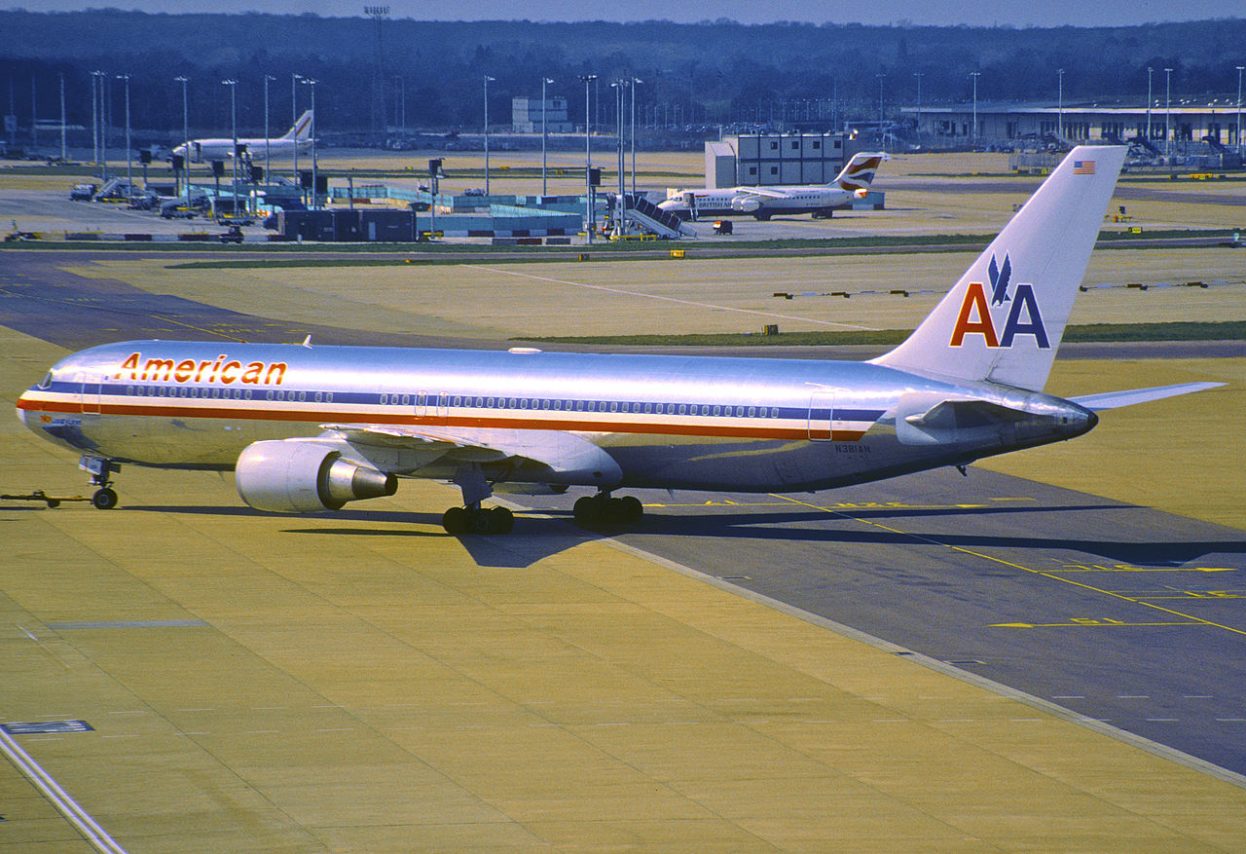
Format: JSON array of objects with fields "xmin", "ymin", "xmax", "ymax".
[
  {"xmin": 91, "ymin": 487, "xmax": 118, "ymax": 510},
  {"xmin": 618, "ymin": 496, "xmax": 643, "ymax": 523},
  {"xmin": 442, "ymin": 506, "xmax": 469, "ymax": 535},
  {"xmin": 573, "ymin": 494, "xmax": 643, "ymax": 528},
  {"xmin": 573, "ymin": 496, "xmax": 600, "ymax": 525},
  {"xmin": 489, "ymin": 506, "xmax": 515, "ymax": 534}
]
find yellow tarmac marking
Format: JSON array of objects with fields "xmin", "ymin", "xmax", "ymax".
[
  {"xmin": 1051, "ymin": 562, "xmax": 1236, "ymax": 574},
  {"xmin": 771, "ymin": 493, "xmax": 1246, "ymax": 640},
  {"xmin": 991, "ymin": 618, "xmax": 1206, "ymax": 629},
  {"xmin": 475, "ymin": 264, "xmax": 881, "ymax": 330}
]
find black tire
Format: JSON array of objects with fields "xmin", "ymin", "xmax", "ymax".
[
  {"xmin": 442, "ymin": 506, "xmax": 468, "ymax": 535},
  {"xmin": 469, "ymin": 510, "xmax": 493, "ymax": 535},
  {"xmin": 489, "ymin": 506, "xmax": 515, "ymax": 534},
  {"xmin": 573, "ymin": 496, "xmax": 600, "ymax": 525},
  {"xmin": 618, "ymin": 496, "xmax": 643, "ymax": 523},
  {"xmin": 91, "ymin": 487, "xmax": 118, "ymax": 510}
]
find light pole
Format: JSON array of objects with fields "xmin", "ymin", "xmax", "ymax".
[
  {"xmin": 483, "ymin": 75, "xmax": 495, "ymax": 195},
  {"xmin": 1057, "ymin": 68, "xmax": 1064, "ymax": 140},
  {"xmin": 630, "ymin": 77, "xmax": 641, "ymax": 198},
  {"xmin": 263, "ymin": 74, "xmax": 275, "ymax": 184},
  {"xmin": 393, "ymin": 75, "xmax": 405, "ymax": 134},
  {"xmin": 969, "ymin": 71, "xmax": 981, "ymax": 145},
  {"xmin": 580, "ymin": 74, "xmax": 597, "ymax": 244},
  {"xmin": 1146, "ymin": 66, "xmax": 1153, "ymax": 142},
  {"xmin": 291, "ymin": 72, "xmax": 302, "ymax": 183},
  {"xmin": 913, "ymin": 71, "xmax": 923, "ymax": 146},
  {"xmin": 1164, "ymin": 67, "xmax": 1173, "ymax": 159},
  {"xmin": 876, "ymin": 73, "xmax": 885, "ymax": 149},
  {"xmin": 541, "ymin": 76, "xmax": 553, "ymax": 196},
  {"xmin": 174, "ymin": 75, "xmax": 189, "ymax": 205},
  {"xmin": 57, "ymin": 72, "xmax": 65, "ymax": 162},
  {"xmin": 301, "ymin": 77, "xmax": 318, "ymax": 210},
  {"xmin": 93, "ymin": 71, "xmax": 107, "ymax": 180},
  {"xmin": 90, "ymin": 71, "xmax": 100, "ymax": 174},
  {"xmin": 222, "ymin": 79, "xmax": 237, "ymax": 213},
  {"xmin": 613, "ymin": 77, "xmax": 627, "ymax": 234},
  {"xmin": 1236, "ymin": 65, "xmax": 1244, "ymax": 156},
  {"xmin": 116, "ymin": 74, "xmax": 131, "ymax": 190}
]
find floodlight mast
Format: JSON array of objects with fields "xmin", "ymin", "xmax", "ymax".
[
  {"xmin": 541, "ymin": 77, "xmax": 554, "ymax": 196},
  {"xmin": 580, "ymin": 74, "xmax": 597, "ymax": 244},
  {"xmin": 483, "ymin": 75, "xmax": 495, "ymax": 195},
  {"xmin": 174, "ymin": 75, "xmax": 189, "ymax": 205}
]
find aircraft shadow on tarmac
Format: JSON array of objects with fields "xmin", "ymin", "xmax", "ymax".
[{"xmin": 119, "ymin": 501, "xmax": 1245, "ymax": 571}]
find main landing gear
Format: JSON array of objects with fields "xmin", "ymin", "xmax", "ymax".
[
  {"xmin": 440, "ymin": 464, "xmax": 514, "ymax": 536},
  {"xmin": 80, "ymin": 455, "xmax": 120, "ymax": 510},
  {"xmin": 572, "ymin": 492, "xmax": 643, "ymax": 527}
]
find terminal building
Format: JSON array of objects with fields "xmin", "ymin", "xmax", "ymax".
[
  {"xmin": 903, "ymin": 103, "xmax": 1245, "ymax": 149},
  {"xmin": 512, "ymin": 96, "xmax": 574, "ymax": 134},
  {"xmin": 704, "ymin": 133, "xmax": 851, "ymax": 188}
]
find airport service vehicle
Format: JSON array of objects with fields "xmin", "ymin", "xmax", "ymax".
[
  {"xmin": 17, "ymin": 146, "xmax": 1221, "ymax": 534},
  {"xmin": 171, "ymin": 110, "xmax": 313, "ymax": 164},
  {"xmin": 69, "ymin": 183, "xmax": 96, "ymax": 201},
  {"xmin": 658, "ymin": 151, "xmax": 886, "ymax": 221}
]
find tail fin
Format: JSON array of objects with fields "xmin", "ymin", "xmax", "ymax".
[
  {"xmin": 283, "ymin": 110, "xmax": 314, "ymax": 140},
  {"xmin": 871, "ymin": 145, "xmax": 1126, "ymax": 391},
  {"xmin": 832, "ymin": 152, "xmax": 886, "ymax": 192}
]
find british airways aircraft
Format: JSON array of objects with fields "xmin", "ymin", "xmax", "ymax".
[
  {"xmin": 171, "ymin": 110, "xmax": 314, "ymax": 164},
  {"xmin": 658, "ymin": 151, "xmax": 886, "ymax": 221},
  {"xmin": 16, "ymin": 146, "xmax": 1220, "ymax": 535}
]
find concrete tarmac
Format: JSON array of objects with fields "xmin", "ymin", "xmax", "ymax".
[
  {"xmin": 5, "ymin": 327, "xmax": 1246, "ymax": 850},
  {"xmin": 3, "ymin": 245, "xmax": 1246, "ymax": 849}
]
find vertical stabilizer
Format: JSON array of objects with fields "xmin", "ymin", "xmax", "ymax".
[
  {"xmin": 871, "ymin": 145, "xmax": 1126, "ymax": 391},
  {"xmin": 283, "ymin": 110, "xmax": 314, "ymax": 140},
  {"xmin": 831, "ymin": 152, "xmax": 886, "ymax": 192}
]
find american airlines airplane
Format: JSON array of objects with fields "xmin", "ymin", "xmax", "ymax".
[
  {"xmin": 171, "ymin": 110, "xmax": 314, "ymax": 163},
  {"xmin": 658, "ymin": 151, "xmax": 886, "ymax": 221},
  {"xmin": 16, "ymin": 146, "xmax": 1221, "ymax": 535}
]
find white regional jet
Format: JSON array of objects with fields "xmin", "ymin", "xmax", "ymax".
[
  {"xmin": 171, "ymin": 110, "xmax": 314, "ymax": 163},
  {"xmin": 658, "ymin": 151, "xmax": 887, "ymax": 220},
  {"xmin": 17, "ymin": 146, "xmax": 1222, "ymax": 535}
]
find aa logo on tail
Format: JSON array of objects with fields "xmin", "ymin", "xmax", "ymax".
[{"xmin": 949, "ymin": 253, "xmax": 1050, "ymax": 349}]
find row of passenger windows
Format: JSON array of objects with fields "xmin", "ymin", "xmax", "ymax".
[
  {"xmin": 127, "ymin": 385, "xmax": 252, "ymax": 400},
  {"xmin": 119, "ymin": 385, "xmax": 781, "ymax": 419},
  {"xmin": 379, "ymin": 393, "xmax": 781, "ymax": 419}
]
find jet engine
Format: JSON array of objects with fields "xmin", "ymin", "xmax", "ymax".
[
  {"xmin": 234, "ymin": 440, "xmax": 397, "ymax": 513},
  {"xmin": 730, "ymin": 195, "xmax": 761, "ymax": 213}
]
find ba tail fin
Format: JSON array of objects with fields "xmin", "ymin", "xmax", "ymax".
[
  {"xmin": 871, "ymin": 145, "xmax": 1126, "ymax": 391},
  {"xmin": 832, "ymin": 152, "xmax": 887, "ymax": 193},
  {"xmin": 283, "ymin": 110, "xmax": 314, "ymax": 140}
]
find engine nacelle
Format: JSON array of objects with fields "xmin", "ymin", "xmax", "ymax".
[
  {"xmin": 235, "ymin": 440, "xmax": 397, "ymax": 513},
  {"xmin": 730, "ymin": 195, "xmax": 761, "ymax": 213}
]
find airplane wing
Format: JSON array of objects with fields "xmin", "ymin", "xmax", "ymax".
[
  {"xmin": 1069, "ymin": 381, "xmax": 1225, "ymax": 411},
  {"xmin": 321, "ymin": 423, "xmax": 623, "ymax": 484},
  {"xmin": 735, "ymin": 186, "xmax": 789, "ymax": 199}
]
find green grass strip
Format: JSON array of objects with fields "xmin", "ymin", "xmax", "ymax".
[{"xmin": 516, "ymin": 321, "xmax": 1245, "ymax": 347}]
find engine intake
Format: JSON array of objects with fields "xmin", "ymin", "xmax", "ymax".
[{"xmin": 235, "ymin": 440, "xmax": 397, "ymax": 513}]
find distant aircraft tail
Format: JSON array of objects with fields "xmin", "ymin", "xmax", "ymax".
[
  {"xmin": 831, "ymin": 151, "xmax": 887, "ymax": 194},
  {"xmin": 871, "ymin": 145, "xmax": 1127, "ymax": 391},
  {"xmin": 283, "ymin": 110, "xmax": 314, "ymax": 140}
]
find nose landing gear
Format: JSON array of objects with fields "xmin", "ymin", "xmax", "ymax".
[{"xmin": 80, "ymin": 455, "xmax": 120, "ymax": 510}]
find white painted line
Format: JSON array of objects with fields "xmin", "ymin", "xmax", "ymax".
[{"xmin": 0, "ymin": 728, "xmax": 126, "ymax": 853}]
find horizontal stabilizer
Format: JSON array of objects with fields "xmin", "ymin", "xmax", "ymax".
[{"xmin": 1070, "ymin": 382, "xmax": 1225, "ymax": 411}]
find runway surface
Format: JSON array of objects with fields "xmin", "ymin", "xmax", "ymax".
[{"xmin": 515, "ymin": 473, "xmax": 1246, "ymax": 776}]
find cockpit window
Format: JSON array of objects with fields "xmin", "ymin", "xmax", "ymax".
[{"xmin": 36, "ymin": 372, "xmax": 53, "ymax": 389}]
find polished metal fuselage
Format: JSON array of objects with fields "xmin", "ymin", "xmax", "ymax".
[{"xmin": 17, "ymin": 340, "xmax": 1095, "ymax": 493}]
